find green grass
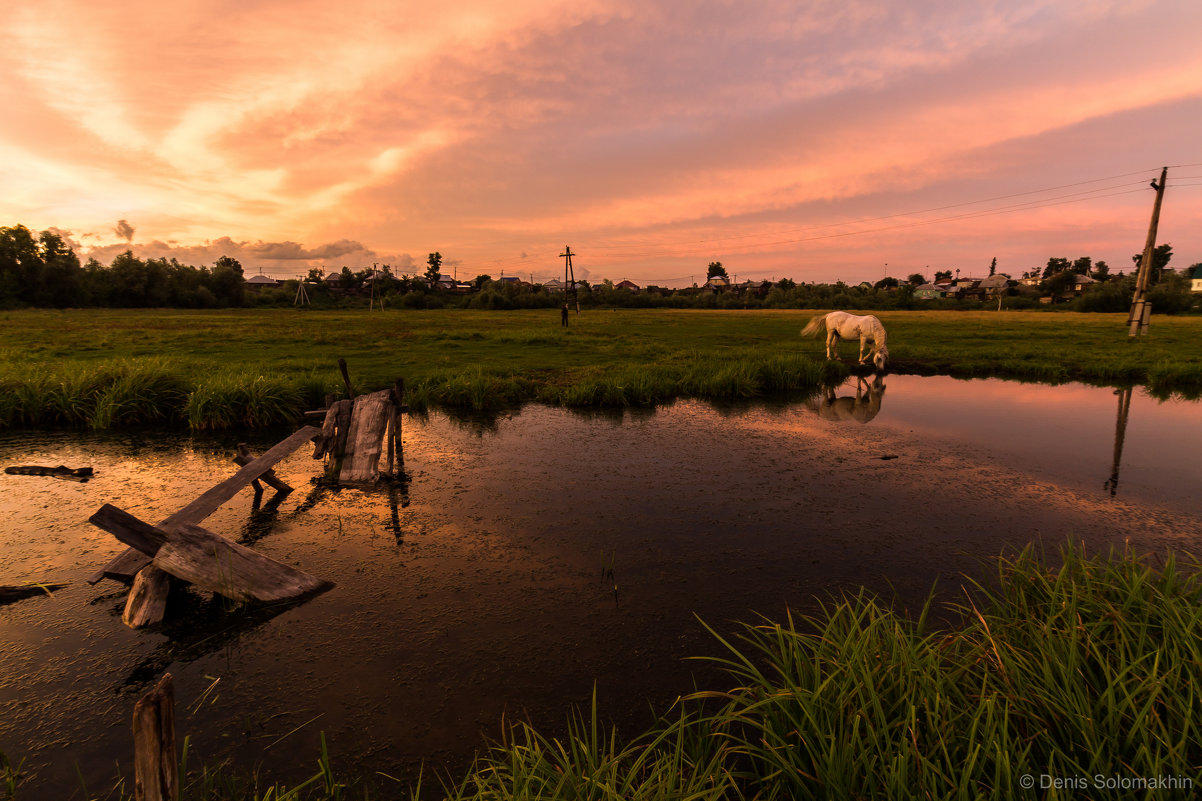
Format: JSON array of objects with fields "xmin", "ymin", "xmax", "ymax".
[
  {"xmin": 0, "ymin": 308, "xmax": 1200, "ymax": 428},
  {"xmin": 17, "ymin": 545, "xmax": 1196, "ymax": 800}
]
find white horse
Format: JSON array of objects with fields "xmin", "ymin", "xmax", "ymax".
[{"xmin": 801, "ymin": 311, "xmax": 889, "ymax": 370}]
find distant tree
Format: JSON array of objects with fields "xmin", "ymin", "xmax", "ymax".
[
  {"xmin": 1071, "ymin": 256, "xmax": 1092, "ymax": 275},
  {"xmin": 1132, "ymin": 243, "xmax": 1173, "ymax": 284},
  {"xmin": 210, "ymin": 256, "xmax": 245, "ymax": 306},
  {"xmin": 707, "ymin": 261, "xmax": 728, "ymax": 280},
  {"xmin": 776, "ymin": 277, "xmax": 796, "ymax": 290},
  {"xmin": 989, "ymin": 257, "xmax": 997, "ymax": 277},
  {"xmin": 874, "ymin": 277, "xmax": 899, "ymax": 290},
  {"xmin": 306, "ymin": 267, "xmax": 325, "ymax": 282},
  {"xmin": 1092, "ymin": 260, "xmax": 1110, "ymax": 281},
  {"xmin": 425, "ymin": 252, "xmax": 442, "ymax": 283},
  {"xmin": 1043, "ymin": 257, "xmax": 1070, "ymax": 280},
  {"xmin": 934, "ymin": 270, "xmax": 952, "ymax": 281},
  {"xmin": 474, "ymin": 274, "xmax": 492, "ymax": 289},
  {"xmin": 907, "ymin": 273, "xmax": 926, "ymax": 285}
]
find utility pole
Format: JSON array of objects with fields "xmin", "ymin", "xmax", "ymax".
[
  {"xmin": 294, "ymin": 275, "xmax": 310, "ymax": 307},
  {"xmin": 560, "ymin": 245, "xmax": 580, "ymax": 313},
  {"xmin": 1128, "ymin": 167, "xmax": 1168, "ymax": 337}
]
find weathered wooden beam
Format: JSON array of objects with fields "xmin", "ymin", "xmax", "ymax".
[
  {"xmin": 158, "ymin": 522, "xmax": 332, "ymax": 602},
  {"xmin": 123, "ymin": 566, "xmax": 171, "ymax": 627},
  {"xmin": 235, "ymin": 444, "xmax": 292, "ymax": 493},
  {"xmin": 161, "ymin": 425, "xmax": 319, "ymax": 528},
  {"xmin": 91, "ymin": 505, "xmax": 332, "ymax": 603},
  {"xmin": 388, "ymin": 378, "xmax": 404, "ymax": 475},
  {"xmin": 90, "ymin": 504, "xmax": 168, "ymax": 556},
  {"xmin": 88, "ymin": 548, "xmax": 151, "ymax": 585},
  {"xmin": 339, "ymin": 390, "xmax": 393, "ymax": 483},
  {"xmin": 338, "ymin": 357, "xmax": 354, "ymax": 398},
  {"xmin": 132, "ymin": 673, "xmax": 177, "ymax": 801},
  {"xmin": 332, "ymin": 400, "xmax": 353, "ymax": 462},
  {"xmin": 313, "ymin": 399, "xmax": 351, "ymax": 460}
]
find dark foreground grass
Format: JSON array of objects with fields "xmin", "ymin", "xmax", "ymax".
[{"xmin": 16, "ymin": 544, "xmax": 1196, "ymax": 800}]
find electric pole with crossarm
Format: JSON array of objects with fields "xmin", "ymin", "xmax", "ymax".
[{"xmin": 560, "ymin": 246, "xmax": 580, "ymax": 313}]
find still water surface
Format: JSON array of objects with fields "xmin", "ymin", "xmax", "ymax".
[{"xmin": 0, "ymin": 374, "xmax": 1199, "ymax": 796}]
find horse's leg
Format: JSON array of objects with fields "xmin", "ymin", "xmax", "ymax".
[
  {"xmin": 858, "ymin": 336, "xmax": 869, "ymax": 364},
  {"xmin": 826, "ymin": 331, "xmax": 839, "ymax": 360}
]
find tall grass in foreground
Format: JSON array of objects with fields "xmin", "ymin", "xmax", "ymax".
[
  {"xmin": 19, "ymin": 544, "xmax": 1195, "ymax": 800},
  {"xmin": 696, "ymin": 542, "xmax": 1202, "ymax": 800},
  {"xmin": 0, "ymin": 359, "xmax": 338, "ymax": 430}
]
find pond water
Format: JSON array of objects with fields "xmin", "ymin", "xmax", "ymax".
[{"xmin": 1, "ymin": 374, "xmax": 1199, "ymax": 797}]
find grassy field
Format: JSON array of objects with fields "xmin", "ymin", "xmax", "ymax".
[{"xmin": 1, "ymin": 307, "xmax": 1200, "ymax": 428}]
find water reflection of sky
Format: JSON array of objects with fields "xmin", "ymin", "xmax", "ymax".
[{"xmin": 852, "ymin": 375, "xmax": 1200, "ymax": 512}]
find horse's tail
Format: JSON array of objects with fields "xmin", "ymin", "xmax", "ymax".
[{"xmin": 800, "ymin": 314, "xmax": 826, "ymax": 338}]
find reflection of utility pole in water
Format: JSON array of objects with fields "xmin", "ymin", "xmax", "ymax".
[{"xmin": 1104, "ymin": 387, "xmax": 1133, "ymax": 497}]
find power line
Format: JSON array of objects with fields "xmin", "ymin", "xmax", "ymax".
[{"xmin": 464, "ymin": 164, "xmax": 1199, "ymax": 273}]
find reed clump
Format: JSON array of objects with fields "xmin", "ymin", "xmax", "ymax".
[{"xmin": 0, "ymin": 359, "xmax": 337, "ymax": 430}]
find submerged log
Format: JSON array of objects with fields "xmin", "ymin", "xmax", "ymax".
[
  {"xmin": 339, "ymin": 390, "xmax": 393, "ymax": 483},
  {"xmin": 91, "ymin": 504, "xmax": 332, "ymax": 603},
  {"xmin": 132, "ymin": 673, "xmax": 177, "ymax": 801},
  {"xmin": 5, "ymin": 465, "xmax": 93, "ymax": 480},
  {"xmin": 0, "ymin": 583, "xmax": 67, "ymax": 605}
]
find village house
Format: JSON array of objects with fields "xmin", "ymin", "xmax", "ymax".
[
  {"xmin": 245, "ymin": 273, "xmax": 281, "ymax": 291},
  {"xmin": 615, "ymin": 279, "xmax": 641, "ymax": 292}
]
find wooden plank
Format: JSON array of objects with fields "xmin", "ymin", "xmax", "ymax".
[
  {"xmin": 161, "ymin": 425, "xmax": 319, "ymax": 528},
  {"xmin": 339, "ymin": 390, "xmax": 392, "ymax": 483},
  {"xmin": 156, "ymin": 522, "xmax": 331, "ymax": 602},
  {"xmin": 123, "ymin": 566, "xmax": 171, "ymax": 627},
  {"xmin": 235, "ymin": 444, "xmax": 292, "ymax": 493},
  {"xmin": 312, "ymin": 400, "xmax": 350, "ymax": 460},
  {"xmin": 92, "ymin": 426, "xmax": 319, "ymax": 586},
  {"xmin": 332, "ymin": 400, "xmax": 353, "ymax": 463},
  {"xmin": 132, "ymin": 673, "xmax": 177, "ymax": 801},
  {"xmin": 88, "ymin": 548, "xmax": 151, "ymax": 585},
  {"xmin": 90, "ymin": 504, "xmax": 168, "ymax": 556},
  {"xmin": 91, "ymin": 506, "xmax": 331, "ymax": 603}
]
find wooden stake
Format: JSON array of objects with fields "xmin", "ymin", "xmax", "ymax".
[{"xmin": 132, "ymin": 673, "xmax": 176, "ymax": 801}]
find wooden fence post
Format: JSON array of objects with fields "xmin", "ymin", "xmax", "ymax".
[{"xmin": 133, "ymin": 673, "xmax": 176, "ymax": 801}]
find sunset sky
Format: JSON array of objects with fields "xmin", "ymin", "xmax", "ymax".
[{"xmin": 3, "ymin": 0, "xmax": 1200, "ymax": 286}]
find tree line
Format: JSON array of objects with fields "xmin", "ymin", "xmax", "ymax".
[{"xmin": 2, "ymin": 224, "xmax": 1196, "ymax": 313}]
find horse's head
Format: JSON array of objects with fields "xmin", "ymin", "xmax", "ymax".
[{"xmin": 873, "ymin": 346, "xmax": 889, "ymax": 371}]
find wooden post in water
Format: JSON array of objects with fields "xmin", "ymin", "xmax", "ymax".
[
  {"xmin": 132, "ymin": 673, "xmax": 177, "ymax": 801},
  {"xmin": 1128, "ymin": 167, "xmax": 1168, "ymax": 337},
  {"xmin": 389, "ymin": 378, "xmax": 405, "ymax": 474}
]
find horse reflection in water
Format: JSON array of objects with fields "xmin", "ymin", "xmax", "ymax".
[{"xmin": 804, "ymin": 375, "xmax": 886, "ymax": 424}]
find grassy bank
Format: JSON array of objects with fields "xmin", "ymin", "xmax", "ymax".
[
  {"xmin": 1, "ymin": 308, "xmax": 1200, "ymax": 428},
  {"xmin": 15, "ymin": 544, "xmax": 1197, "ymax": 800}
]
